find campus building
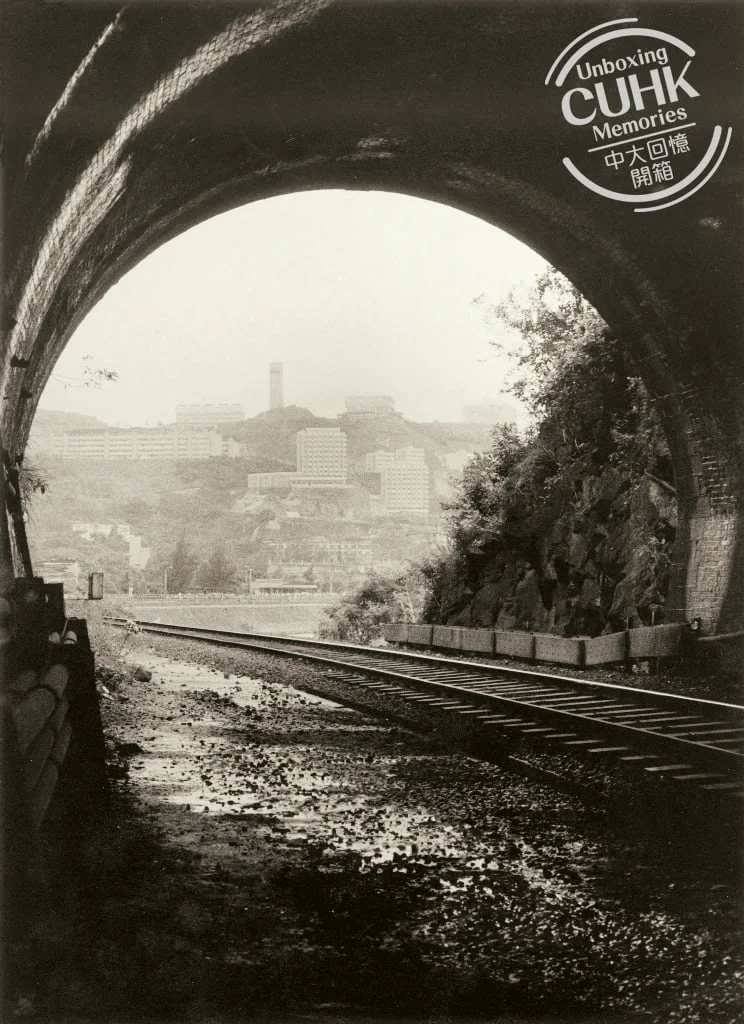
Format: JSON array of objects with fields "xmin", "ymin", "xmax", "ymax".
[
  {"xmin": 296, "ymin": 428, "xmax": 348, "ymax": 483},
  {"xmin": 50, "ymin": 427, "xmax": 240, "ymax": 460},
  {"xmin": 367, "ymin": 447, "xmax": 430, "ymax": 516},
  {"xmin": 343, "ymin": 395, "xmax": 397, "ymax": 420},
  {"xmin": 246, "ymin": 427, "xmax": 349, "ymax": 491},
  {"xmin": 175, "ymin": 403, "xmax": 245, "ymax": 426}
]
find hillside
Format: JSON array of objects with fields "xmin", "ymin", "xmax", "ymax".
[
  {"xmin": 25, "ymin": 407, "xmax": 492, "ymax": 594},
  {"xmin": 421, "ymin": 329, "xmax": 677, "ymax": 636},
  {"xmin": 30, "ymin": 409, "xmax": 109, "ymax": 441},
  {"xmin": 220, "ymin": 408, "xmax": 492, "ymax": 471},
  {"xmin": 222, "ymin": 407, "xmax": 337, "ymax": 467}
]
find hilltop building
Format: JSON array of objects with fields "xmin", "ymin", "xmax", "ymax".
[
  {"xmin": 176, "ymin": 403, "xmax": 244, "ymax": 426},
  {"xmin": 343, "ymin": 395, "xmax": 397, "ymax": 420}
]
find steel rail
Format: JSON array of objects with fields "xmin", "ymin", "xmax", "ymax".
[{"xmin": 108, "ymin": 618, "xmax": 744, "ymax": 785}]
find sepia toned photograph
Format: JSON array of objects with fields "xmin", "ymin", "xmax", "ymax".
[{"xmin": 1, "ymin": 2, "xmax": 742, "ymax": 1022}]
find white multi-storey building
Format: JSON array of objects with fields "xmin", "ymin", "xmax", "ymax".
[
  {"xmin": 367, "ymin": 447, "xmax": 430, "ymax": 515},
  {"xmin": 296, "ymin": 428, "xmax": 347, "ymax": 482},
  {"xmin": 365, "ymin": 450, "xmax": 396, "ymax": 473},
  {"xmin": 246, "ymin": 428, "xmax": 349, "ymax": 491}
]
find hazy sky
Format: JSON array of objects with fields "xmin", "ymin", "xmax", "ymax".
[{"xmin": 40, "ymin": 190, "xmax": 548, "ymax": 426}]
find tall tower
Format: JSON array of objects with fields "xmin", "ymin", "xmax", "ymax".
[{"xmin": 269, "ymin": 362, "xmax": 284, "ymax": 410}]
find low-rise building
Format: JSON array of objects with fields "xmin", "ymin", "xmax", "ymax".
[
  {"xmin": 50, "ymin": 426, "xmax": 239, "ymax": 460},
  {"xmin": 245, "ymin": 471, "xmax": 352, "ymax": 491},
  {"xmin": 343, "ymin": 395, "xmax": 397, "ymax": 420},
  {"xmin": 265, "ymin": 537, "xmax": 372, "ymax": 565},
  {"xmin": 175, "ymin": 403, "xmax": 245, "ymax": 426}
]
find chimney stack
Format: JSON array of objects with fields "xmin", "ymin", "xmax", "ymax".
[{"xmin": 269, "ymin": 362, "xmax": 284, "ymax": 410}]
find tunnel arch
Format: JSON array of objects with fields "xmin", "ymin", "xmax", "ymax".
[{"xmin": 3, "ymin": 0, "xmax": 742, "ymax": 631}]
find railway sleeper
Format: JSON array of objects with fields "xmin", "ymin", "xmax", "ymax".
[
  {"xmin": 672, "ymin": 772, "xmax": 727, "ymax": 783},
  {"xmin": 122, "ymin": 621, "xmax": 744, "ymax": 799}
]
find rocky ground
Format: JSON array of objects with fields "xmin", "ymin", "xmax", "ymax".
[{"xmin": 8, "ymin": 626, "xmax": 743, "ymax": 1024}]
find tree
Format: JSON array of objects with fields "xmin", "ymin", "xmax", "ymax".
[
  {"xmin": 319, "ymin": 569, "xmax": 425, "ymax": 643},
  {"xmin": 167, "ymin": 536, "xmax": 199, "ymax": 593},
  {"xmin": 485, "ymin": 266, "xmax": 604, "ymax": 415},
  {"xmin": 56, "ymin": 353, "xmax": 118, "ymax": 391},
  {"xmin": 195, "ymin": 545, "xmax": 238, "ymax": 592},
  {"xmin": 420, "ymin": 267, "xmax": 675, "ymax": 632},
  {"xmin": 18, "ymin": 458, "xmax": 49, "ymax": 512}
]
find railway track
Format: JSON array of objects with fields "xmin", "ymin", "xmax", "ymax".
[{"xmin": 109, "ymin": 618, "xmax": 744, "ymax": 799}]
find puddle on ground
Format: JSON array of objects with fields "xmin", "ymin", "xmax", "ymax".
[{"xmin": 120, "ymin": 650, "xmax": 580, "ymax": 899}]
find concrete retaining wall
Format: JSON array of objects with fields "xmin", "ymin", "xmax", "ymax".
[
  {"xmin": 460, "ymin": 628, "xmax": 495, "ymax": 654},
  {"xmin": 384, "ymin": 622, "xmax": 687, "ymax": 668},
  {"xmin": 406, "ymin": 624, "xmax": 433, "ymax": 646},
  {"xmin": 432, "ymin": 625, "xmax": 462, "ymax": 650},
  {"xmin": 627, "ymin": 623, "xmax": 682, "ymax": 659},
  {"xmin": 495, "ymin": 630, "xmax": 536, "ymax": 660},
  {"xmin": 585, "ymin": 631, "xmax": 628, "ymax": 666},
  {"xmin": 533, "ymin": 634, "xmax": 584, "ymax": 667}
]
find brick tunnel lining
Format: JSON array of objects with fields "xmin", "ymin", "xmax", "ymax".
[{"xmin": 1, "ymin": 0, "xmax": 742, "ymax": 631}]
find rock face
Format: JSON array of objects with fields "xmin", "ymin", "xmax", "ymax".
[{"xmin": 439, "ymin": 471, "xmax": 676, "ymax": 637}]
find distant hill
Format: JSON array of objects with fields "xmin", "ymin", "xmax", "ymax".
[
  {"xmin": 224, "ymin": 406, "xmax": 337, "ymax": 467},
  {"xmin": 31, "ymin": 409, "xmax": 109, "ymax": 440},
  {"xmin": 221, "ymin": 407, "xmax": 493, "ymax": 471},
  {"xmin": 253, "ymin": 405, "xmax": 320, "ymax": 423}
]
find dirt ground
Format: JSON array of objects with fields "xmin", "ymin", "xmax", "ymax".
[{"xmin": 8, "ymin": 632, "xmax": 743, "ymax": 1024}]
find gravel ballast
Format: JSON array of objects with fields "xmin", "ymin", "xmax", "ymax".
[{"xmin": 10, "ymin": 628, "xmax": 742, "ymax": 1024}]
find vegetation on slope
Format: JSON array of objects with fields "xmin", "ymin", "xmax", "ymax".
[{"xmin": 420, "ymin": 269, "xmax": 677, "ymax": 636}]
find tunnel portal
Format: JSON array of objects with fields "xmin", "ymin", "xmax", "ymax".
[{"xmin": 1, "ymin": 1, "xmax": 742, "ymax": 631}]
